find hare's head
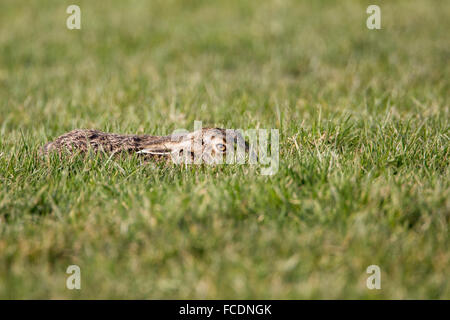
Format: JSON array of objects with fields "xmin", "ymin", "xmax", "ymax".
[{"xmin": 138, "ymin": 128, "xmax": 249, "ymax": 164}]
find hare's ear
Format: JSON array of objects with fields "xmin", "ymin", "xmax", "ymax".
[{"xmin": 136, "ymin": 148, "xmax": 173, "ymax": 155}]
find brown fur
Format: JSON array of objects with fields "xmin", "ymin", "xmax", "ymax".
[
  {"xmin": 40, "ymin": 128, "xmax": 245, "ymax": 164},
  {"xmin": 41, "ymin": 129, "xmax": 171, "ymax": 155}
]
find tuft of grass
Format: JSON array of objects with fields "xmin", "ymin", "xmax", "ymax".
[{"xmin": 0, "ymin": 0, "xmax": 448, "ymax": 298}]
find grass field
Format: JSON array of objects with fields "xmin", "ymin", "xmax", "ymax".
[{"xmin": 0, "ymin": 0, "xmax": 448, "ymax": 299}]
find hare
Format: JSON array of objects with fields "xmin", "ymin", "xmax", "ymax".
[{"xmin": 40, "ymin": 128, "xmax": 249, "ymax": 164}]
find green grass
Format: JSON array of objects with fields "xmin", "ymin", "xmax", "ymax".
[{"xmin": 0, "ymin": 0, "xmax": 449, "ymax": 299}]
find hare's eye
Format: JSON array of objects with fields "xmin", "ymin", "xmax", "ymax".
[{"xmin": 216, "ymin": 143, "xmax": 226, "ymax": 152}]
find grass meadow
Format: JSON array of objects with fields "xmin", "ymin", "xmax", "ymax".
[{"xmin": 0, "ymin": 0, "xmax": 448, "ymax": 299}]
